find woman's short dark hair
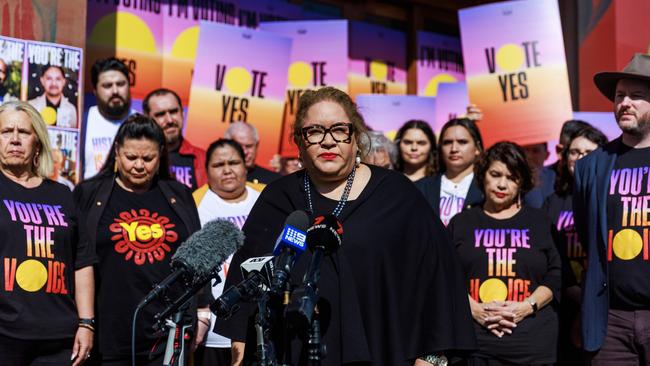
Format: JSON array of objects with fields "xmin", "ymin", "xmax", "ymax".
[
  {"xmin": 292, "ymin": 87, "xmax": 370, "ymax": 156},
  {"xmin": 95, "ymin": 114, "xmax": 172, "ymax": 180},
  {"xmin": 475, "ymin": 141, "xmax": 534, "ymax": 196},
  {"xmin": 555, "ymin": 126, "xmax": 608, "ymax": 196},
  {"xmin": 205, "ymin": 139, "xmax": 246, "ymax": 169},
  {"xmin": 394, "ymin": 119, "xmax": 437, "ymax": 175},
  {"xmin": 437, "ymin": 117, "xmax": 484, "ymax": 172}
]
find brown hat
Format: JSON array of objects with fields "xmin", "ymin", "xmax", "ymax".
[{"xmin": 594, "ymin": 53, "xmax": 650, "ymax": 101}]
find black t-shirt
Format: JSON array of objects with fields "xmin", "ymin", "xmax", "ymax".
[
  {"xmin": 169, "ymin": 150, "xmax": 198, "ymax": 190},
  {"xmin": 0, "ymin": 173, "xmax": 95, "ymax": 340},
  {"xmin": 606, "ymin": 144, "xmax": 650, "ymax": 310},
  {"xmin": 95, "ymin": 184, "xmax": 189, "ymax": 357},
  {"xmin": 247, "ymin": 165, "xmax": 281, "ymax": 185},
  {"xmin": 543, "ymin": 193, "xmax": 583, "ymax": 288},
  {"xmin": 448, "ymin": 206, "xmax": 561, "ymax": 364}
]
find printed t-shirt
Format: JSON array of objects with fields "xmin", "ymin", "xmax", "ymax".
[
  {"xmin": 83, "ymin": 106, "xmax": 134, "ymax": 179},
  {"xmin": 170, "ymin": 151, "xmax": 197, "ymax": 191},
  {"xmin": 448, "ymin": 206, "xmax": 561, "ymax": 364},
  {"xmin": 95, "ymin": 183, "xmax": 189, "ymax": 357},
  {"xmin": 0, "ymin": 173, "xmax": 95, "ymax": 340},
  {"xmin": 606, "ymin": 144, "xmax": 650, "ymax": 310},
  {"xmin": 544, "ymin": 193, "xmax": 583, "ymax": 287},
  {"xmin": 439, "ymin": 172, "xmax": 474, "ymax": 226},
  {"xmin": 196, "ymin": 186, "xmax": 260, "ymax": 348}
]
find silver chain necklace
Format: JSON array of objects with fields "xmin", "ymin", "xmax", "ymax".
[{"xmin": 304, "ymin": 165, "xmax": 357, "ymax": 217}]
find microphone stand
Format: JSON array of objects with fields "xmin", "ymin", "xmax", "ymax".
[
  {"xmin": 307, "ymin": 314, "xmax": 325, "ymax": 366},
  {"xmin": 153, "ymin": 266, "xmax": 222, "ymax": 366},
  {"xmin": 254, "ymin": 289, "xmax": 278, "ymax": 366}
]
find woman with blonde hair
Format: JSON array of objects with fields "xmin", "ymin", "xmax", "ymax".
[{"xmin": 0, "ymin": 101, "xmax": 95, "ymax": 365}]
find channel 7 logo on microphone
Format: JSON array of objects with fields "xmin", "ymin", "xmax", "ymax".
[{"xmin": 282, "ymin": 225, "xmax": 307, "ymax": 249}]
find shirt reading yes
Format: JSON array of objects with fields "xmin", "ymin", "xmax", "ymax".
[{"xmin": 606, "ymin": 144, "xmax": 650, "ymax": 310}]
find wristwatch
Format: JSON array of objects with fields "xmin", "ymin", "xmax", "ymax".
[{"xmin": 526, "ymin": 298, "xmax": 538, "ymax": 313}]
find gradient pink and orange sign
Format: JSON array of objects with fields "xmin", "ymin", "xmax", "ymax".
[
  {"xmin": 184, "ymin": 22, "xmax": 291, "ymax": 169},
  {"xmin": 260, "ymin": 20, "xmax": 348, "ymax": 157},
  {"xmin": 348, "ymin": 22, "xmax": 407, "ymax": 100},
  {"xmin": 416, "ymin": 31, "xmax": 464, "ymax": 97},
  {"xmin": 435, "ymin": 82, "xmax": 470, "ymax": 132},
  {"xmin": 356, "ymin": 95, "xmax": 436, "ymax": 140},
  {"xmin": 459, "ymin": 0, "xmax": 572, "ymax": 147}
]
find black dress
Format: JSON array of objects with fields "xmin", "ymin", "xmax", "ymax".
[{"xmin": 215, "ymin": 165, "xmax": 476, "ymax": 365}]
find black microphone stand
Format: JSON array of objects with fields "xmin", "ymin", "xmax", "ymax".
[
  {"xmin": 307, "ymin": 314, "xmax": 325, "ymax": 366},
  {"xmin": 254, "ymin": 290, "xmax": 278, "ymax": 366},
  {"xmin": 152, "ymin": 266, "xmax": 222, "ymax": 366}
]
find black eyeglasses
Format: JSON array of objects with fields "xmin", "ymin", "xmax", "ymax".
[{"xmin": 301, "ymin": 123, "xmax": 354, "ymax": 145}]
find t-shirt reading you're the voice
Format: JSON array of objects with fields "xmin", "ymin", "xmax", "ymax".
[
  {"xmin": 607, "ymin": 144, "xmax": 650, "ymax": 310},
  {"xmin": 448, "ymin": 206, "xmax": 561, "ymax": 364},
  {"xmin": 0, "ymin": 173, "xmax": 96, "ymax": 340}
]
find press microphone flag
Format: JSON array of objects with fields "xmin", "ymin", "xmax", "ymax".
[{"xmin": 270, "ymin": 210, "xmax": 309, "ymax": 294}]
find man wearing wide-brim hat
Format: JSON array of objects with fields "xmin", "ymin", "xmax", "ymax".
[{"xmin": 574, "ymin": 53, "xmax": 650, "ymax": 365}]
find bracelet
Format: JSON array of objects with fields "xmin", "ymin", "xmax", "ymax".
[
  {"xmin": 78, "ymin": 323, "xmax": 95, "ymax": 332},
  {"xmin": 79, "ymin": 318, "xmax": 96, "ymax": 326},
  {"xmin": 197, "ymin": 319, "xmax": 210, "ymax": 326},
  {"xmin": 418, "ymin": 354, "xmax": 448, "ymax": 366}
]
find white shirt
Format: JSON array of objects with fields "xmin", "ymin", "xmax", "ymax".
[
  {"xmin": 439, "ymin": 172, "xmax": 474, "ymax": 226},
  {"xmin": 196, "ymin": 186, "xmax": 260, "ymax": 348},
  {"xmin": 82, "ymin": 106, "xmax": 134, "ymax": 179}
]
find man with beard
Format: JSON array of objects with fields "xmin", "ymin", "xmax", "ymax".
[
  {"xmin": 82, "ymin": 57, "xmax": 135, "ymax": 179},
  {"xmin": 28, "ymin": 65, "xmax": 77, "ymax": 127},
  {"xmin": 143, "ymin": 88, "xmax": 206, "ymax": 190},
  {"xmin": 574, "ymin": 53, "xmax": 650, "ymax": 365},
  {"xmin": 224, "ymin": 122, "xmax": 280, "ymax": 187}
]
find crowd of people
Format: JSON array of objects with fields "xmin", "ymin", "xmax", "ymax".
[{"xmin": 1, "ymin": 53, "xmax": 650, "ymax": 366}]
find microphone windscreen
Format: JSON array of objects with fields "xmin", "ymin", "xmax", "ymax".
[
  {"xmin": 172, "ymin": 219, "xmax": 245, "ymax": 279},
  {"xmin": 286, "ymin": 210, "xmax": 310, "ymax": 232},
  {"xmin": 306, "ymin": 214, "xmax": 343, "ymax": 255}
]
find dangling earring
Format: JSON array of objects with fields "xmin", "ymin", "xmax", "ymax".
[
  {"xmin": 355, "ymin": 151, "xmax": 361, "ymax": 167},
  {"xmin": 113, "ymin": 161, "xmax": 118, "ymax": 173},
  {"xmin": 33, "ymin": 151, "xmax": 39, "ymax": 167},
  {"xmin": 516, "ymin": 191, "xmax": 522, "ymax": 208}
]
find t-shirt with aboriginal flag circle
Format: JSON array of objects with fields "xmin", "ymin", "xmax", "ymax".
[
  {"xmin": 0, "ymin": 172, "xmax": 96, "ymax": 340},
  {"xmin": 543, "ymin": 193, "xmax": 583, "ymax": 288},
  {"xmin": 448, "ymin": 206, "xmax": 561, "ymax": 364},
  {"xmin": 606, "ymin": 143, "xmax": 650, "ymax": 310},
  {"xmin": 95, "ymin": 183, "xmax": 189, "ymax": 357}
]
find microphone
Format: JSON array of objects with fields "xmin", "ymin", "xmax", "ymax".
[
  {"xmin": 139, "ymin": 219, "xmax": 245, "ymax": 309},
  {"xmin": 270, "ymin": 210, "xmax": 309, "ymax": 294},
  {"xmin": 288, "ymin": 215, "xmax": 343, "ymax": 329},
  {"xmin": 211, "ymin": 256, "xmax": 275, "ymax": 319}
]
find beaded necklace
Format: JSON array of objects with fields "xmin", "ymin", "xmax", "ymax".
[{"xmin": 303, "ymin": 164, "xmax": 357, "ymax": 217}]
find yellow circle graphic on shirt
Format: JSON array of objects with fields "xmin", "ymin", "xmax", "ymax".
[
  {"xmin": 41, "ymin": 107, "xmax": 57, "ymax": 125},
  {"xmin": 570, "ymin": 260, "xmax": 585, "ymax": 284},
  {"xmin": 424, "ymin": 73, "xmax": 457, "ymax": 96},
  {"xmin": 369, "ymin": 59, "xmax": 388, "ymax": 80},
  {"xmin": 496, "ymin": 44, "xmax": 525, "ymax": 72},
  {"xmin": 224, "ymin": 67, "xmax": 252, "ymax": 95},
  {"xmin": 612, "ymin": 229, "xmax": 643, "ymax": 260},
  {"xmin": 479, "ymin": 278, "xmax": 508, "ymax": 303},
  {"xmin": 15, "ymin": 259, "xmax": 48, "ymax": 292},
  {"xmin": 288, "ymin": 61, "xmax": 312, "ymax": 88}
]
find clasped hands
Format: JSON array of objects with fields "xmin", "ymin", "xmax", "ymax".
[{"xmin": 471, "ymin": 300, "xmax": 534, "ymax": 338}]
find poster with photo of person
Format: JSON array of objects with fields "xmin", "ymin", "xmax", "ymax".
[
  {"xmin": 26, "ymin": 41, "xmax": 82, "ymax": 128},
  {"xmin": 0, "ymin": 36, "xmax": 25, "ymax": 103},
  {"xmin": 47, "ymin": 127, "xmax": 79, "ymax": 189}
]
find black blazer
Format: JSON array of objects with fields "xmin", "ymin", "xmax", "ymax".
[
  {"xmin": 73, "ymin": 176, "xmax": 201, "ymax": 259},
  {"xmin": 415, "ymin": 173, "xmax": 484, "ymax": 216}
]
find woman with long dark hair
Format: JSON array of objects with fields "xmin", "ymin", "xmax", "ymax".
[
  {"xmin": 416, "ymin": 118, "xmax": 484, "ymax": 226},
  {"xmin": 543, "ymin": 126, "xmax": 607, "ymax": 365},
  {"xmin": 74, "ymin": 114, "xmax": 201, "ymax": 365},
  {"xmin": 394, "ymin": 120, "xmax": 437, "ymax": 182}
]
